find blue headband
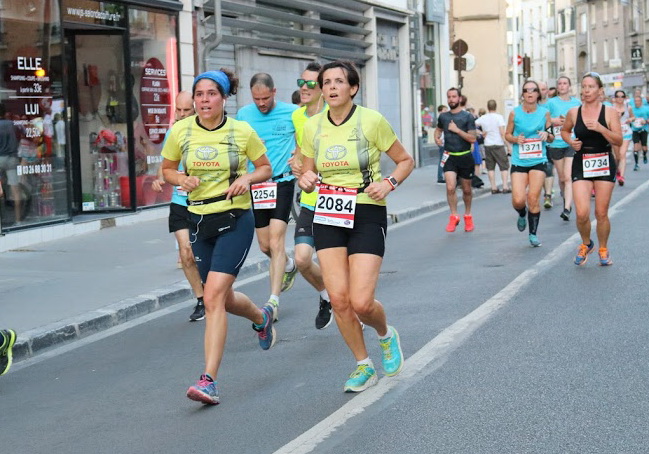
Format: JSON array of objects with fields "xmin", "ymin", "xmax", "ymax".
[{"xmin": 193, "ymin": 71, "xmax": 231, "ymax": 96}]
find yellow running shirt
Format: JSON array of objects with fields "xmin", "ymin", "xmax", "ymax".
[
  {"xmin": 161, "ymin": 115, "xmax": 266, "ymax": 215},
  {"xmin": 292, "ymin": 104, "xmax": 328, "ymax": 208},
  {"xmin": 301, "ymin": 105, "xmax": 397, "ymax": 206}
]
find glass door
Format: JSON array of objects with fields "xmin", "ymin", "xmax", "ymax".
[{"xmin": 69, "ymin": 33, "xmax": 130, "ymax": 212}]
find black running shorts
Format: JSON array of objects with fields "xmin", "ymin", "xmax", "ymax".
[
  {"xmin": 294, "ymin": 207, "xmax": 315, "ymax": 247},
  {"xmin": 443, "ymin": 152, "xmax": 475, "ymax": 180},
  {"xmin": 168, "ymin": 203, "xmax": 191, "ymax": 233},
  {"xmin": 572, "ymin": 149, "xmax": 617, "ymax": 183},
  {"xmin": 313, "ymin": 204, "xmax": 387, "ymax": 257},
  {"xmin": 632, "ymin": 130, "xmax": 648, "ymax": 146},
  {"xmin": 252, "ymin": 179, "xmax": 295, "ymax": 228}
]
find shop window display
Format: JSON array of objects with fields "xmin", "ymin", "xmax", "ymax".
[
  {"xmin": 74, "ymin": 33, "xmax": 130, "ymax": 211},
  {"xmin": 129, "ymin": 8, "xmax": 178, "ymax": 207},
  {"xmin": 0, "ymin": 1, "xmax": 68, "ymax": 229}
]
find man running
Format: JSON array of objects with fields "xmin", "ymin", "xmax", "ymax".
[
  {"xmin": 152, "ymin": 91, "xmax": 205, "ymax": 321},
  {"xmin": 434, "ymin": 87, "xmax": 477, "ymax": 232},
  {"xmin": 237, "ymin": 73, "xmax": 299, "ymax": 319}
]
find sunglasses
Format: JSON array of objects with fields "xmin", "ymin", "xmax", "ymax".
[
  {"xmin": 522, "ymin": 87, "xmax": 539, "ymax": 94},
  {"xmin": 583, "ymin": 71, "xmax": 601, "ymax": 80},
  {"xmin": 615, "ymin": 95, "xmax": 626, "ymax": 98},
  {"xmin": 297, "ymin": 79, "xmax": 318, "ymax": 89}
]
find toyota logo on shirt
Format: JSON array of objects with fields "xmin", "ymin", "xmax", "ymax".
[
  {"xmin": 195, "ymin": 146, "xmax": 218, "ymax": 160},
  {"xmin": 325, "ymin": 145, "xmax": 348, "ymax": 160}
]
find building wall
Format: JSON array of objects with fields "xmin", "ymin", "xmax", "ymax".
[
  {"xmin": 553, "ymin": 0, "xmax": 577, "ymax": 88},
  {"xmin": 451, "ymin": 0, "xmax": 509, "ymax": 113}
]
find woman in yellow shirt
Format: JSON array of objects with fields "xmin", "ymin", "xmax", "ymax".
[
  {"xmin": 162, "ymin": 69, "xmax": 275, "ymax": 405},
  {"xmin": 299, "ymin": 60, "xmax": 414, "ymax": 392}
]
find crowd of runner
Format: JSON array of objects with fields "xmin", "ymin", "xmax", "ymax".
[{"xmin": 0, "ymin": 67, "xmax": 629, "ymax": 405}]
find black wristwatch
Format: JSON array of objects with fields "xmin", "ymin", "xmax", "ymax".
[{"xmin": 384, "ymin": 175, "xmax": 398, "ymax": 190}]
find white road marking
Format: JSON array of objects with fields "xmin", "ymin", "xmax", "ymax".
[{"xmin": 274, "ymin": 179, "xmax": 649, "ymax": 454}]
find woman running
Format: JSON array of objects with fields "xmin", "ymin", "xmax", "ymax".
[
  {"xmin": 612, "ymin": 90, "xmax": 632, "ymax": 186},
  {"xmin": 505, "ymin": 80, "xmax": 554, "ymax": 247},
  {"xmin": 545, "ymin": 76, "xmax": 581, "ymax": 220},
  {"xmin": 161, "ymin": 70, "xmax": 276, "ymax": 405},
  {"xmin": 298, "ymin": 60, "xmax": 414, "ymax": 392},
  {"xmin": 561, "ymin": 72, "xmax": 622, "ymax": 266}
]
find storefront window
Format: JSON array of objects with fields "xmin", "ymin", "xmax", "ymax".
[
  {"xmin": 0, "ymin": 0, "xmax": 68, "ymax": 229},
  {"xmin": 129, "ymin": 8, "xmax": 177, "ymax": 207}
]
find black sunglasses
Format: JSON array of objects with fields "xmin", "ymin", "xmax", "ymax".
[
  {"xmin": 297, "ymin": 79, "xmax": 318, "ymax": 89},
  {"xmin": 522, "ymin": 87, "xmax": 539, "ymax": 94}
]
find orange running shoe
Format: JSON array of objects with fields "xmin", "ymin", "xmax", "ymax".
[
  {"xmin": 574, "ymin": 240, "xmax": 594, "ymax": 266},
  {"xmin": 464, "ymin": 214, "xmax": 474, "ymax": 232},
  {"xmin": 445, "ymin": 215, "xmax": 460, "ymax": 232},
  {"xmin": 598, "ymin": 247, "xmax": 613, "ymax": 266}
]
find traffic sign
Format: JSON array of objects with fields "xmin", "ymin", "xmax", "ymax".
[
  {"xmin": 452, "ymin": 39, "xmax": 468, "ymax": 57},
  {"xmin": 517, "ymin": 55, "xmax": 523, "ymax": 66}
]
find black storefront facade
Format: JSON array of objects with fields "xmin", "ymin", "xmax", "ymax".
[{"xmin": 0, "ymin": 0, "xmax": 181, "ymax": 233}]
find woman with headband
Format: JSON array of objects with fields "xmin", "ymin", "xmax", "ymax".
[{"xmin": 162, "ymin": 69, "xmax": 276, "ymax": 405}]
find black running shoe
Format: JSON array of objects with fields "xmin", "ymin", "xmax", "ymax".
[
  {"xmin": 315, "ymin": 297, "xmax": 333, "ymax": 330},
  {"xmin": 189, "ymin": 302, "xmax": 205, "ymax": 322},
  {"xmin": 560, "ymin": 208, "xmax": 571, "ymax": 221}
]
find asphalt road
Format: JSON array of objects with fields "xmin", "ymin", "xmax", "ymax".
[{"xmin": 2, "ymin": 170, "xmax": 649, "ymax": 454}]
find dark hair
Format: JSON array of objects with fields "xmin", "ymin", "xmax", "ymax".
[
  {"xmin": 460, "ymin": 95, "xmax": 467, "ymax": 107},
  {"xmin": 447, "ymin": 87, "xmax": 462, "ymax": 98},
  {"xmin": 291, "ymin": 89, "xmax": 301, "ymax": 105},
  {"xmin": 221, "ymin": 67, "xmax": 239, "ymax": 96},
  {"xmin": 0, "ymin": 102, "xmax": 5, "ymax": 118},
  {"xmin": 250, "ymin": 72, "xmax": 274, "ymax": 90},
  {"xmin": 318, "ymin": 60, "xmax": 360, "ymax": 98},
  {"xmin": 304, "ymin": 61, "xmax": 322, "ymax": 73},
  {"xmin": 557, "ymin": 75, "xmax": 572, "ymax": 86},
  {"xmin": 487, "ymin": 99, "xmax": 497, "ymax": 111},
  {"xmin": 437, "ymin": 104, "xmax": 446, "ymax": 113},
  {"xmin": 614, "ymin": 89, "xmax": 626, "ymax": 98},
  {"xmin": 522, "ymin": 80, "xmax": 542, "ymax": 102}
]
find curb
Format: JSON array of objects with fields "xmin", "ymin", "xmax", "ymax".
[
  {"xmin": 13, "ymin": 192, "xmax": 488, "ymax": 363},
  {"xmin": 13, "ymin": 256, "xmax": 272, "ymax": 363}
]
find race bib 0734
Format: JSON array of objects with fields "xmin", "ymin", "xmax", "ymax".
[{"xmin": 582, "ymin": 153, "xmax": 610, "ymax": 178}]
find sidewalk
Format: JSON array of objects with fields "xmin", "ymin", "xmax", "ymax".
[{"xmin": 1, "ymin": 163, "xmax": 489, "ymax": 362}]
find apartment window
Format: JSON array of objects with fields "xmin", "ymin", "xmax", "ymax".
[
  {"xmin": 592, "ymin": 41, "xmax": 597, "ymax": 64},
  {"xmin": 603, "ymin": 1, "xmax": 608, "ymax": 22},
  {"xmin": 590, "ymin": 4, "xmax": 596, "ymax": 25},
  {"xmin": 580, "ymin": 12, "xmax": 587, "ymax": 34},
  {"xmin": 613, "ymin": 0, "xmax": 619, "ymax": 20},
  {"xmin": 603, "ymin": 39, "xmax": 609, "ymax": 61},
  {"xmin": 614, "ymin": 37, "xmax": 619, "ymax": 59}
]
